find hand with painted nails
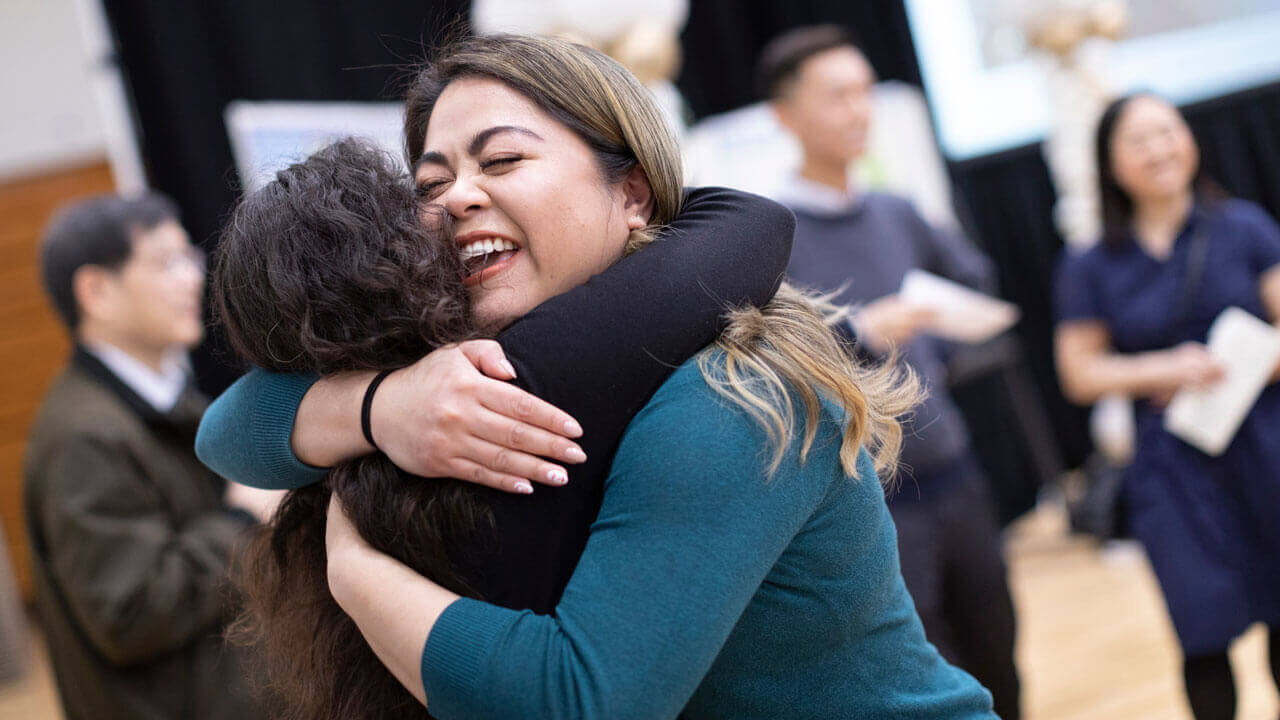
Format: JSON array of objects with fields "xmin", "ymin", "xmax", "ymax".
[{"xmin": 369, "ymin": 340, "xmax": 586, "ymax": 494}]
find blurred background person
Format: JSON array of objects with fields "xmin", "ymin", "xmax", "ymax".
[
  {"xmin": 22, "ymin": 193, "xmax": 278, "ymax": 720},
  {"xmin": 760, "ymin": 25, "xmax": 1021, "ymax": 720},
  {"xmin": 1054, "ymin": 92, "xmax": 1280, "ymax": 720}
]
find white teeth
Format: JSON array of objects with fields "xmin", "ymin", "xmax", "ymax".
[{"xmin": 457, "ymin": 237, "xmax": 517, "ymax": 262}]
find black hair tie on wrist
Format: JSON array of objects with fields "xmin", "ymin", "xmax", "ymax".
[{"xmin": 361, "ymin": 369, "xmax": 396, "ymax": 451}]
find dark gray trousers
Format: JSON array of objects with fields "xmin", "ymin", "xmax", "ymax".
[{"xmin": 889, "ymin": 454, "xmax": 1021, "ymax": 720}]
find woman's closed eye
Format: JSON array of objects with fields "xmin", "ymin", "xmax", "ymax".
[
  {"xmin": 415, "ymin": 156, "xmax": 520, "ymax": 199},
  {"xmin": 415, "ymin": 179, "xmax": 449, "ymax": 200},
  {"xmin": 480, "ymin": 155, "xmax": 521, "ymax": 172}
]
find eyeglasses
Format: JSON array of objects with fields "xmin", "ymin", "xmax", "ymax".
[{"xmin": 142, "ymin": 247, "xmax": 208, "ymax": 275}]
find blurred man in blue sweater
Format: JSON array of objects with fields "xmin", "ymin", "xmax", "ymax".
[{"xmin": 761, "ymin": 25, "xmax": 1021, "ymax": 719}]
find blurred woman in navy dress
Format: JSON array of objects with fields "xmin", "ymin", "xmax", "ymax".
[{"xmin": 1054, "ymin": 92, "xmax": 1280, "ymax": 720}]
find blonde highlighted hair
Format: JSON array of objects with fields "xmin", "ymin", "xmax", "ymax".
[{"xmin": 404, "ymin": 33, "xmax": 918, "ymax": 480}]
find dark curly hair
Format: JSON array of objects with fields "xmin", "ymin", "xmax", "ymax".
[{"xmin": 212, "ymin": 139, "xmax": 493, "ymax": 720}]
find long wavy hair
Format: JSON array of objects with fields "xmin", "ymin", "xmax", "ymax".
[
  {"xmin": 406, "ymin": 34, "xmax": 917, "ymax": 479},
  {"xmin": 213, "ymin": 139, "xmax": 487, "ymax": 720}
]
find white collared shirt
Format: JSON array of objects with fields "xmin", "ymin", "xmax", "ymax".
[
  {"xmin": 84, "ymin": 341, "xmax": 189, "ymax": 413},
  {"xmin": 774, "ymin": 174, "xmax": 864, "ymax": 217}
]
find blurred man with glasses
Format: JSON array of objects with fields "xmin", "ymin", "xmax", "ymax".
[{"xmin": 24, "ymin": 192, "xmax": 277, "ymax": 720}]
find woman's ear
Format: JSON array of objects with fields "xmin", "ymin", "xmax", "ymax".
[{"xmin": 620, "ymin": 165, "xmax": 655, "ymax": 229}]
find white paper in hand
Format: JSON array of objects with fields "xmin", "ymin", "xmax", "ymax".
[
  {"xmin": 899, "ymin": 269, "xmax": 1020, "ymax": 344},
  {"xmin": 1164, "ymin": 307, "xmax": 1280, "ymax": 456}
]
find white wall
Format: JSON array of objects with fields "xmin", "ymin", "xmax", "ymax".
[{"xmin": 0, "ymin": 0, "xmax": 107, "ymax": 180}]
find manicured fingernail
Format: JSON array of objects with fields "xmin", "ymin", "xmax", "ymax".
[
  {"xmin": 546, "ymin": 468, "xmax": 568, "ymax": 485},
  {"xmin": 564, "ymin": 446, "xmax": 587, "ymax": 463},
  {"xmin": 501, "ymin": 359, "xmax": 517, "ymax": 377},
  {"xmin": 515, "ymin": 481, "xmax": 534, "ymax": 494},
  {"xmin": 564, "ymin": 419, "xmax": 583, "ymax": 436}
]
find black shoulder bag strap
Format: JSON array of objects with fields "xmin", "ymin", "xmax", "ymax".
[{"xmin": 1166, "ymin": 226, "xmax": 1211, "ymax": 346}]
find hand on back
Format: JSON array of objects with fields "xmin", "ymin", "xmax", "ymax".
[{"xmin": 370, "ymin": 340, "xmax": 586, "ymax": 494}]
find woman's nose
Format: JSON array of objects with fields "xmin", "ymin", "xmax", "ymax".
[{"xmin": 441, "ymin": 174, "xmax": 490, "ymax": 217}]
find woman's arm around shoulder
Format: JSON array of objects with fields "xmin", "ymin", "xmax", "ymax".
[{"xmin": 499, "ymin": 186, "xmax": 794, "ymax": 445}]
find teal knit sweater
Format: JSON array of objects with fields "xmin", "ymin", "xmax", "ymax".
[
  {"xmin": 420, "ymin": 358, "xmax": 995, "ymax": 720},
  {"xmin": 195, "ymin": 358, "xmax": 995, "ymax": 718},
  {"xmin": 195, "ymin": 370, "xmax": 325, "ymax": 489}
]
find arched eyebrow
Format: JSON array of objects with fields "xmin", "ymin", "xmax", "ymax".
[{"xmin": 414, "ymin": 125, "xmax": 544, "ymax": 173}]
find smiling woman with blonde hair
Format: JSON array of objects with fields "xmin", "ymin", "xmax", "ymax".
[{"xmin": 302, "ymin": 34, "xmax": 995, "ymax": 720}]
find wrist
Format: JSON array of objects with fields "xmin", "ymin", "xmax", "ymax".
[
  {"xmin": 1132, "ymin": 351, "xmax": 1181, "ymax": 395},
  {"xmin": 362, "ymin": 368, "xmax": 398, "ymax": 452},
  {"xmin": 292, "ymin": 371, "xmax": 377, "ymax": 467}
]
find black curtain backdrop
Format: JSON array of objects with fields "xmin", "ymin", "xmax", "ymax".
[
  {"xmin": 1184, "ymin": 83, "xmax": 1280, "ymax": 218},
  {"xmin": 676, "ymin": 0, "xmax": 921, "ymax": 118},
  {"xmin": 104, "ymin": 1, "xmax": 1280, "ymax": 489},
  {"xmin": 947, "ymin": 145, "xmax": 1093, "ymax": 468},
  {"xmin": 102, "ymin": 0, "xmax": 470, "ymax": 392}
]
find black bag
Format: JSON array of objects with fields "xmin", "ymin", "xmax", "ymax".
[{"xmin": 1068, "ymin": 452, "xmax": 1128, "ymax": 540}]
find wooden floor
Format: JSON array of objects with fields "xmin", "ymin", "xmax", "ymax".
[
  {"xmin": 0, "ymin": 500, "xmax": 1274, "ymax": 720},
  {"xmin": 1007, "ymin": 502, "xmax": 1276, "ymax": 720}
]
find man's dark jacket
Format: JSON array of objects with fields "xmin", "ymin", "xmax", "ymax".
[{"xmin": 23, "ymin": 347, "xmax": 268, "ymax": 720}]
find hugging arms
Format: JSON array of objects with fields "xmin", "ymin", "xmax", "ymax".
[{"xmin": 198, "ymin": 157, "xmax": 795, "ymax": 610}]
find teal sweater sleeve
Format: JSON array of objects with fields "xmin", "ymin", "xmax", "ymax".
[
  {"xmin": 194, "ymin": 369, "xmax": 328, "ymax": 489},
  {"xmin": 420, "ymin": 363, "xmax": 836, "ymax": 720}
]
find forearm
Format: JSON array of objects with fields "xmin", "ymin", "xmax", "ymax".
[
  {"xmin": 291, "ymin": 370, "xmax": 376, "ymax": 468},
  {"xmin": 1063, "ymin": 350, "xmax": 1181, "ymax": 404},
  {"xmin": 411, "ymin": 374, "xmax": 823, "ymax": 720},
  {"xmin": 498, "ymin": 187, "xmax": 792, "ymax": 449},
  {"xmin": 328, "ymin": 527, "xmax": 457, "ymax": 706}
]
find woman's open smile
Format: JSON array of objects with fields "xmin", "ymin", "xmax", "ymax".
[
  {"xmin": 416, "ymin": 77, "xmax": 635, "ymax": 329},
  {"xmin": 455, "ymin": 229, "xmax": 523, "ymax": 286}
]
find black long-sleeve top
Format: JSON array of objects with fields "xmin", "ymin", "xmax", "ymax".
[{"xmin": 196, "ymin": 187, "xmax": 796, "ymax": 611}]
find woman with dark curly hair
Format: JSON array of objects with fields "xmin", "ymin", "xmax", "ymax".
[{"xmin": 213, "ymin": 139, "xmax": 485, "ymax": 719}]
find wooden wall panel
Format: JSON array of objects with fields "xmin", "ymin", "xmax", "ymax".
[{"xmin": 0, "ymin": 160, "xmax": 114, "ymax": 601}]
